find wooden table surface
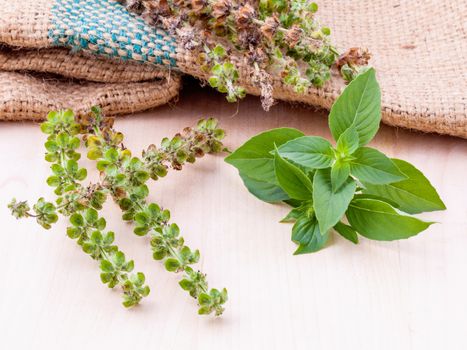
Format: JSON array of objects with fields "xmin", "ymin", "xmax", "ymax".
[{"xmin": 1, "ymin": 84, "xmax": 466, "ymax": 350}]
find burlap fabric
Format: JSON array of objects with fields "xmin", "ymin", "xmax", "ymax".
[
  {"xmin": 160, "ymin": 0, "xmax": 467, "ymax": 139},
  {"xmin": 0, "ymin": 0, "xmax": 465, "ymax": 138},
  {"xmin": 0, "ymin": 0, "xmax": 180, "ymax": 120}
]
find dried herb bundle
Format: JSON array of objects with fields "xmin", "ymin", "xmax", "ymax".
[
  {"xmin": 118, "ymin": 0, "xmax": 370, "ymax": 109},
  {"xmin": 9, "ymin": 108, "xmax": 228, "ymax": 315}
]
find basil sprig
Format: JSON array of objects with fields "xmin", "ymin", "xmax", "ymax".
[{"xmin": 226, "ymin": 68, "xmax": 446, "ymax": 254}]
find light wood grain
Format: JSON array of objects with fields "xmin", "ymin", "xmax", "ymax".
[{"xmin": 1, "ymin": 84, "xmax": 466, "ymax": 350}]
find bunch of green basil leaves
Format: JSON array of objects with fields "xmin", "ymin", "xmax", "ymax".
[{"xmin": 225, "ymin": 68, "xmax": 446, "ymax": 254}]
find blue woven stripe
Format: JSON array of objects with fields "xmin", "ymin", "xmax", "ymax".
[{"xmin": 49, "ymin": 0, "xmax": 177, "ymax": 67}]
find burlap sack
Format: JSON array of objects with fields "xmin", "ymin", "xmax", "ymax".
[
  {"xmin": 0, "ymin": 47, "xmax": 169, "ymax": 83},
  {"xmin": 1, "ymin": 0, "xmax": 465, "ymax": 138},
  {"xmin": 0, "ymin": 0, "xmax": 180, "ymax": 119},
  {"xmin": 0, "ymin": 70, "xmax": 180, "ymax": 121}
]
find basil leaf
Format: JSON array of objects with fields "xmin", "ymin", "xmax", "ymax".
[
  {"xmin": 362, "ymin": 159, "xmax": 446, "ymax": 214},
  {"xmin": 283, "ymin": 198, "xmax": 304, "ymax": 208},
  {"xmin": 336, "ymin": 126, "xmax": 359, "ymax": 155},
  {"xmin": 334, "ymin": 221, "xmax": 359, "ymax": 244},
  {"xmin": 229, "ymin": 158, "xmax": 276, "ymax": 183},
  {"xmin": 225, "ymin": 128, "xmax": 304, "ymax": 182},
  {"xmin": 274, "ymin": 150, "xmax": 313, "ymax": 200},
  {"xmin": 313, "ymin": 168, "xmax": 356, "ymax": 234},
  {"xmin": 353, "ymin": 193, "xmax": 401, "ymax": 209},
  {"xmin": 292, "ymin": 215, "xmax": 329, "ymax": 255},
  {"xmin": 226, "ymin": 128, "xmax": 304, "ymax": 160},
  {"xmin": 239, "ymin": 173, "xmax": 289, "ymax": 203},
  {"xmin": 331, "ymin": 160, "xmax": 350, "ymax": 193},
  {"xmin": 329, "ymin": 68, "xmax": 381, "ymax": 146},
  {"xmin": 280, "ymin": 201, "xmax": 312, "ymax": 222},
  {"xmin": 276, "ymin": 136, "xmax": 334, "ymax": 169},
  {"xmin": 346, "ymin": 198, "xmax": 433, "ymax": 241},
  {"xmin": 350, "ymin": 147, "xmax": 407, "ymax": 184}
]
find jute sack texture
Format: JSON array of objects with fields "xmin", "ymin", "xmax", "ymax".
[
  {"xmin": 1, "ymin": 0, "xmax": 465, "ymax": 138},
  {"xmin": 0, "ymin": 0, "xmax": 180, "ymax": 120}
]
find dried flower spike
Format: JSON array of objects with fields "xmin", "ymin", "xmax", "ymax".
[{"xmin": 117, "ymin": 0, "xmax": 370, "ymax": 109}]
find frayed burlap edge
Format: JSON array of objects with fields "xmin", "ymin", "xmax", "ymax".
[
  {"xmin": 0, "ymin": 47, "xmax": 167, "ymax": 83},
  {"xmin": 0, "ymin": 71, "xmax": 181, "ymax": 121}
]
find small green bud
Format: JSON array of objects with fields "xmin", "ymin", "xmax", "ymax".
[
  {"xmin": 134, "ymin": 226, "xmax": 150, "ymax": 236},
  {"xmin": 46, "ymin": 176, "xmax": 61, "ymax": 187},
  {"xmin": 75, "ymin": 168, "xmax": 87, "ymax": 181},
  {"xmin": 113, "ymin": 251, "xmax": 126, "ymax": 267},
  {"xmin": 67, "ymin": 227, "xmax": 81, "ymax": 239},
  {"xmin": 164, "ymin": 258, "xmax": 181, "ymax": 272},
  {"xmin": 198, "ymin": 293, "xmax": 212, "ymax": 306},
  {"xmin": 321, "ymin": 27, "xmax": 331, "ymax": 35},
  {"xmin": 87, "ymin": 148, "xmax": 103, "ymax": 160},
  {"xmin": 179, "ymin": 279, "xmax": 194, "ymax": 291},
  {"xmin": 208, "ymin": 76, "xmax": 219, "ymax": 88},
  {"xmin": 70, "ymin": 213, "xmax": 84, "ymax": 227},
  {"xmin": 40, "ymin": 122, "xmax": 54, "ymax": 135},
  {"xmin": 8, "ymin": 198, "xmax": 30, "ymax": 219}
]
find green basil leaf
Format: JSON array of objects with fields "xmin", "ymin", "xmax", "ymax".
[
  {"xmin": 331, "ymin": 160, "xmax": 350, "ymax": 193},
  {"xmin": 334, "ymin": 221, "xmax": 359, "ymax": 244},
  {"xmin": 336, "ymin": 126, "xmax": 359, "ymax": 155},
  {"xmin": 313, "ymin": 168, "xmax": 356, "ymax": 234},
  {"xmin": 274, "ymin": 149, "xmax": 313, "ymax": 200},
  {"xmin": 239, "ymin": 172, "xmax": 289, "ymax": 203},
  {"xmin": 280, "ymin": 201, "xmax": 312, "ymax": 222},
  {"xmin": 346, "ymin": 198, "xmax": 433, "ymax": 241},
  {"xmin": 276, "ymin": 136, "xmax": 334, "ymax": 169},
  {"xmin": 353, "ymin": 193, "xmax": 401, "ymax": 209},
  {"xmin": 292, "ymin": 215, "xmax": 329, "ymax": 255},
  {"xmin": 225, "ymin": 128, "xmax": 304, "ymax": 182},
  {"xmin": 329, "ymin": 68, "xmax": 381, "ymax": 145},
  {"xmin": 350, "ymin": 147, "xmax": 407, "ymax": 184},
  {"xmin": 228, "ymin": 158, "xmax": 277, "ymax": 183},
  {"xmin": 226, "ymin": 127, "xmax": 303, "ymax": 172},
  {"xmin": 283, "ymin": 198, "xmax": 304, "ymax": 208},
  {"xmin": 362, "ymin": 159, "xmax": 446, "ymax": 214}
]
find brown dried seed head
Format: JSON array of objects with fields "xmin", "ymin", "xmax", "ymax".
[
  {"xmin": 260, "ymin": 16, "xmax": 279, "ymax": 40},
  {"xmin": 236, "ymin": 4, "xmax": 255, "ymax": 29},
  {"xmin": 156, "ymin": 0, "xmax": 171, "ymax": 16},
  {"xmin": 212, "ymin": 0, "xmax": 230, "ymax": 19},
  {"xmin": 114, "ymin": 187, "xmax": 127, "ymax": 200},
  {"xmin": 125, "ymin": 0, "xmax": 144, "ymax": 14},
  {"xmin": 285, "ymin": 25, "xmax": 302, "ymax": 48},
  {"xmin": 101, "ymin": 117, "xmax": 114, "ymax": 128},
  {"xmin": 194, "ymin": 147, "xmax": 205, "ymax": 157},
  {"xmin": 191, "ymin": 0, "xmax": 206, "ymax": 14},
  {"xmin": 141, "ymin": 0, "xmax": 171, "ymax": 25},
  {"xmin": 102, "ymin": 128, "xmax": 112, "ymax": 141},
  {"xmin": 78, "ymin": 113, "xmax": 93, "ymax": 126},
  {"xmin": 194, "ymin": 133, "xmax": 206, "ymax": 143},
  {"xmin": 336, "ymin": 47, "xmax": 371, "ymax": 69},
  {"xmin": 172, "ymin": 161, "xmax": 183, "ymax": 170}
]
